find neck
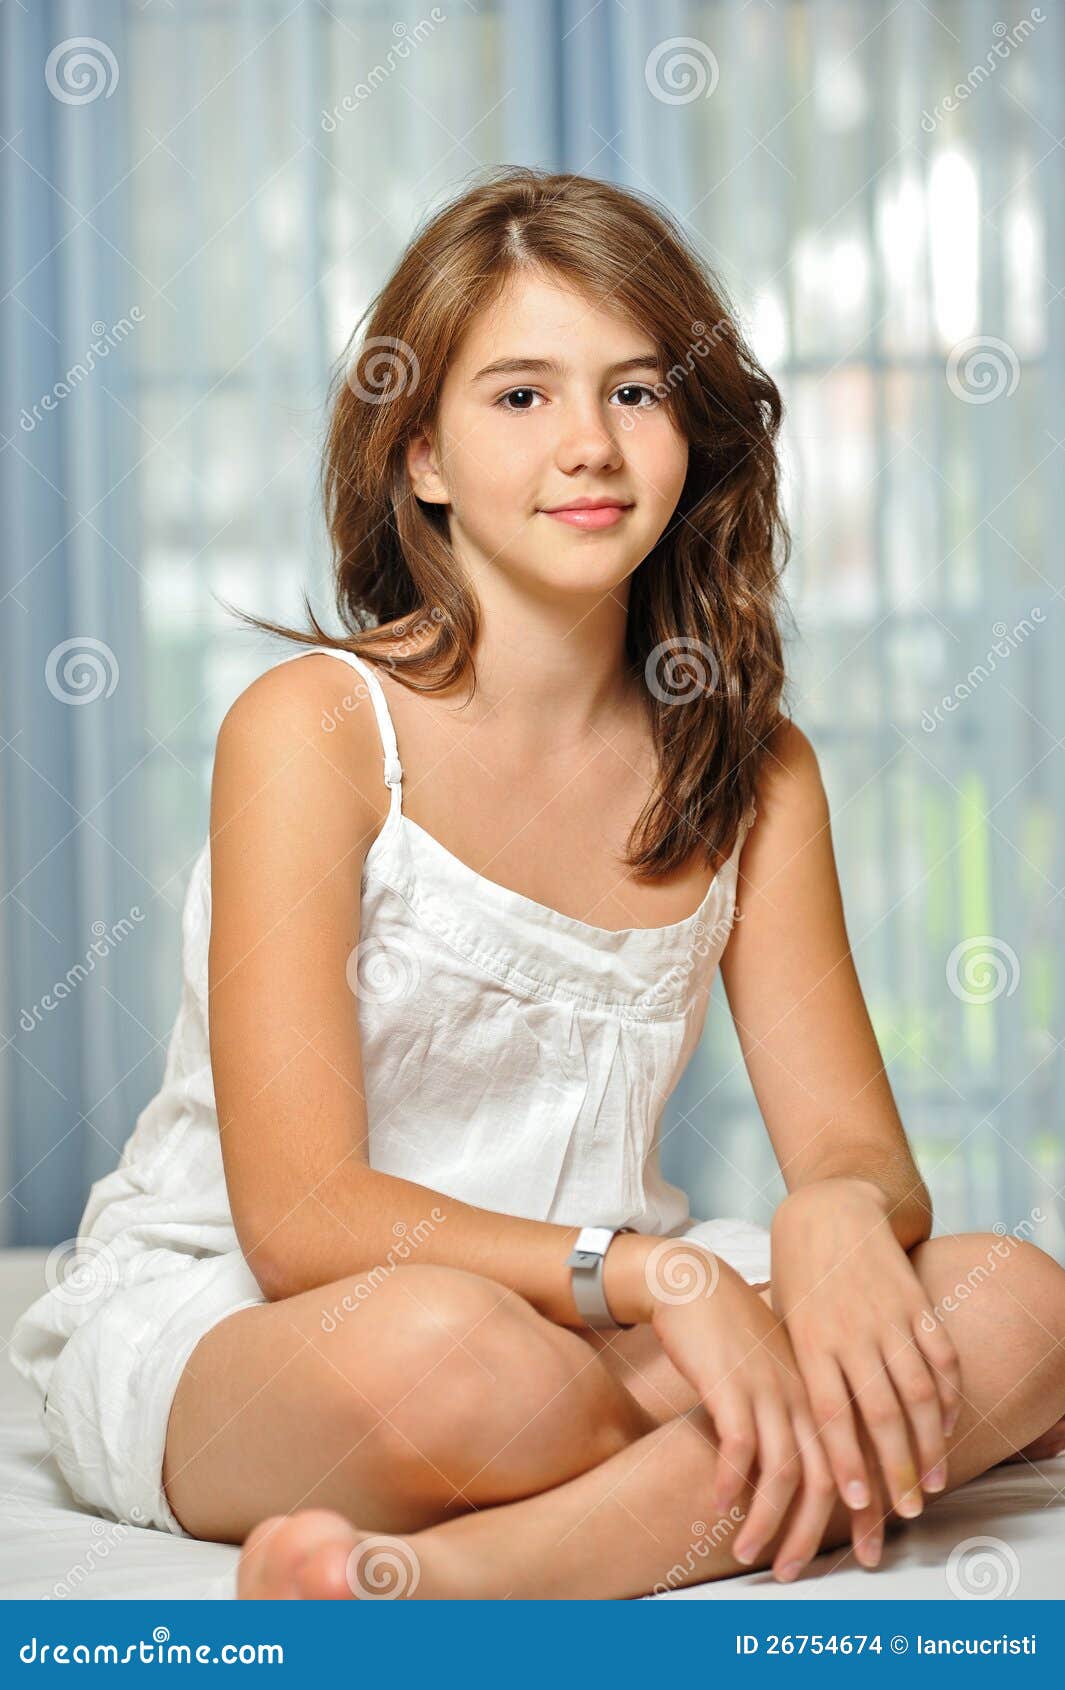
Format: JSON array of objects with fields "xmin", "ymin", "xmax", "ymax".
[{"xmin": 450, "ymin": 544, "xmax": 640, "ymax": 741}]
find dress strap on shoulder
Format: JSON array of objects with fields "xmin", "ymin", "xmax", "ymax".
[{"xmin": 279, "ymin": 645, "xmax": 403, "ymax": 809}]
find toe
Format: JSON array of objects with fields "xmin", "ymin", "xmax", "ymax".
[
  {"xmin": 237, "ymin": 1515, "xmax": 288, "ymax": 1599},
  {"xmin": 239, "ymin": 1509, "xmax": 357, "ymax": 1601},
  {"xmin": 294, "ymin": 1539, "xmax": 360, "ymax": 1600}
]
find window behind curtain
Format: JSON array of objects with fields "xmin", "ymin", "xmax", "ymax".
[{"xmin": 4, "ymin": 0, "xmax": 1061, "ymax": 1255}]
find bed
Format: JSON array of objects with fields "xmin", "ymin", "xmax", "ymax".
[{"xmin": 2, "ymin": 1247, "xmax": 1062, "ymax": 1601}]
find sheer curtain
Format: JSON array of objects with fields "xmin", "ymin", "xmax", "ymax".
[
  {"xmin": 2, "ymin": 0, "xmax": 1062, "ymax": 1258},
  {"xmin": 649, "ymin": 0, "xmax": 1065, "ymax": 1256}
]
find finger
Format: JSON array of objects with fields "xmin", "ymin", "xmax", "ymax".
[
  {"xmin": 848, "ymin": 1478, "xmax": 890, "ymax": 1568},
  {"xmin": 731, "ymin": 1399, "xmax": 803, "ymax": 1568},
  {"xmin": 801, "ymin": 1354, "xmax": 874, "ymax": 1510},
  {"xmin": 911, "ymin": 1304, "xmax": 965, "ymax": 1437},
  {"xmin": 882, "ymin": 1325, "xmax": 949, "ymax": 1494},
  {"xmin": 769, "ymin": 1406, "xmax": 839, "ymax": 1582},
  {"xmin": 709, "ymin": 1389, "xmax": 758, "ymax": 1515},
  {"xmin": 844, "ymin": 1347, "xmax": 924, "ymax": 1518},
  {"xmin": 848, "ymin": 1416, "xmax": 893, "ymax": 1568}
]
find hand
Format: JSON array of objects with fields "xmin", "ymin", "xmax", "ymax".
[
  {"xmin": 645, "ymin": 1241, "xmax": 840, "ymax": 1580},
  {"xmin": 770, "ymin": 1179, "xmax": 964, "ymax": 1526}
]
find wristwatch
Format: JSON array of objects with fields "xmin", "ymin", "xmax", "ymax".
[{"xmin": 565, "ymin": 1225, "xmax": 636, "ymax": 1330}]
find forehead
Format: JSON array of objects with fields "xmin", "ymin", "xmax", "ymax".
[{"xmin": 453, "ymin": 270, "xmax": 653, "ymax": 370}]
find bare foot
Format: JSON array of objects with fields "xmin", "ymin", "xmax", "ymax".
[
  {"xmin": 237, "ymin": 1405, "xmax": 1065, "ymax": 1599},
  {"xmin": 237, "ymin": 1509, "xmax": 451, "ymax": 1600},
  {"xmin": 997, "ymin": 1414, "xmax": 1065, "ymax": 1467}
]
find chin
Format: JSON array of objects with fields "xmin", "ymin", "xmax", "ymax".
[{"xmin": 535, "ymin": 559, "xmax": 637, "ymax": 597}]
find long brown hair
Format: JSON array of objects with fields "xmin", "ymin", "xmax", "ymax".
[{"xmin": 226, "ymin": 165, "xmax": 793, "ymax": 878}]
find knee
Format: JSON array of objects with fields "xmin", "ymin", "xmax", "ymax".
[
  {"xmin": 914, "ymin": 1231, "xmax": 1065, "ymax": 1355},
  {"xmin": 316, "ymin": 1261, "xmax": 514, "ymax": 1403},
  {"xmin": 384, "ymin": 1265, "xmax": 633, "ymax": 1462},
  {"xmin": 994, "ymin": 1237, "xmax": 1065, "ymax": 1340},
  {"xmin": 317, "ymin": 1263, "xmax": 632, "ymax": 1477}
]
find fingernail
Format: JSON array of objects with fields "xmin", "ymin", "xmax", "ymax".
[
  {"xmin": 897, "ymin": 1491, "xmax": 923, "ymax": 1518},
  {"xmin": 733, "ymin": 1540, "xmax": 757, "ymax": 1565},
  {"xmin": 776, "ymin": 1560, "xmax": 803, "ymax": 1582},
  {"xmin": 857, "ymin": 1537, "xmax": 882, "ymax": 1568},
  {"xmin": 945, "ymin": 1408, "xmax": 961, "ymax": 1436},
  {"xmin": 845, "ymin": 1480, "xmax": 870, "ymax": 1508},
  {"xmin": 924, "ymin": 1463, "xmax": 947, "ymax": 1492}
]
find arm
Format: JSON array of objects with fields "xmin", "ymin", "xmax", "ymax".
[
  {"xmin": 720, "ymin": 718, "xmax": 932, "ymax": 1251},
  {"xmin": 718, "ymin": 719, "xmax": 961, "ymax": 1529},
  {"xmin": 208, "ymin": 655, "xmax": 658, "ymax": 1328}
]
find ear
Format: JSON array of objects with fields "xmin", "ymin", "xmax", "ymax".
[{"xmin": 405, "ymin": 428, "xmax": 448, "ymax": 506}]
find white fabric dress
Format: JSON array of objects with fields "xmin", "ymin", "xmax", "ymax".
[{"xmin": 9, "ymin": 646, "xmax": 772, "ymax": 1535}]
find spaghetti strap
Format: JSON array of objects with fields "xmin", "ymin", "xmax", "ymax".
[{"xmin": 279, "ymin": 645, "xmax": 403, "ymax": 814}]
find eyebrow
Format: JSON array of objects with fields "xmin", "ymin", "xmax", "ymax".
[{"xmin": 470, "ymin": 354, "xmax": 662, "ymax": 384}]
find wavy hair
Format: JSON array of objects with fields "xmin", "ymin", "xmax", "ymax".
[{"xmin": 227, "ymin": 165, "xmax": 793, "ymax": 878}]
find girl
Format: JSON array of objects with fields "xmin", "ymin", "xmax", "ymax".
[{"xmin": 12, "ymin": 168, "xmax": 1065, "ymax": 1602}]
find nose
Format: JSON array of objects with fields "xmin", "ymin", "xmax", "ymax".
[{"xmin": 553, "ymin": 395, "xmax": 625, "ymax": 477}]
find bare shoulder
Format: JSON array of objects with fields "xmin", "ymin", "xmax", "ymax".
[
  {"xmin": 742, "ymin": 716, "xmax": 831, "ymax": 863},
  {"xmin": 214, "ymin": 650, "xmax": 388, "ymax": 839},
  {"xmin": 756, "ymin": 715, "xmax": 828, "ymax": 810},
  {"xmin": 218, "ymin": 648, "xmax": 381, "ymax": 749}
]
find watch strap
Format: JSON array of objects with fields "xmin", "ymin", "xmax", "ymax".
[{"xmin": 565, "ymin": 1225, "xmax": 636, "ymax": 1330}]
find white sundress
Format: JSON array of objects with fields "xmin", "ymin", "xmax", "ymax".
[{"xmin": 9, "ymin": 646, "xmax": 772, "ymax": 1537}]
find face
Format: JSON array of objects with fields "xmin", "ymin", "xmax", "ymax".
[{"xmin": 405, "ymin": 271, "xmax": 689, "ymax": 603}]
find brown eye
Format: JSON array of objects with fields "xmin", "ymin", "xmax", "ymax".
[
  {"xmin": 613, "ymin": 384, "xmax": 658, "ymax": 408},
  {"xmin": 496, "ymin": 388, "xmax": 540, "ymax": 412}
]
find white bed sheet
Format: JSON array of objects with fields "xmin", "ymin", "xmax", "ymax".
[{"xmin": 2, "ymin": 1248, "xmax": 1062, "ymax": 1601}]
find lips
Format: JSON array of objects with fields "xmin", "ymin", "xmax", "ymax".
[{"xmin": 540, "ymin": 502, "xmax": 633, "ymax": 530}]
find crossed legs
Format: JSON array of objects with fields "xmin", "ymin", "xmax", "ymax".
[{"xmin": 159, "ymin": 1232, "xmax": 1065, "ymax": 1599}]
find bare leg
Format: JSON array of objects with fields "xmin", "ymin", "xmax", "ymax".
[
  {"xmin": 164, "ymin": 1262, "xmax": 655, "ymax": 1542},
  {"xmin": 237, "ymin": 1233, "xmax": 1065, "ymax": 1598},
  {"xmin": 999, "ymin": 1414, "xmax": 1065, "ymax": 1463}
]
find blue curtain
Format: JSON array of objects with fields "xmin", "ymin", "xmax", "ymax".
[
  {"xmin": 2, "ymin": 0, "xmax": 146, "ymax": 1242},
  {"xmin": 3, "ymin": 0, "xmax": 1063, "ymax": 1256}
]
